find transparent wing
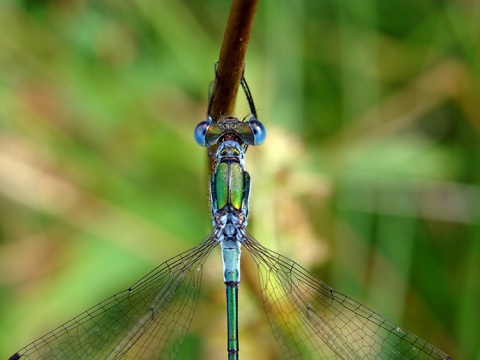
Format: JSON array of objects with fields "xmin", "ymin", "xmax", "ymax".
[
  {"xmin": 243, "ymin": 233, "xmax": 451, "ymax": 360},
  {"xmin": 10, "ymin": 235, "xmax": 218, "ymax": 360}
]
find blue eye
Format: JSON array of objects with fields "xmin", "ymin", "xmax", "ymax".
[
  {"xmin": 248, "ymin": 117, "xmax": 266, "ymax": 145},
  {"xmin": 194, "ymin": 119, "xmax": 211, "ymax": 147}
]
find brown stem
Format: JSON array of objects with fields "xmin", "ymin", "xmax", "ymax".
[{"xmin": 207, "ymin": 0, "xmax": 259, "ymax": 161}]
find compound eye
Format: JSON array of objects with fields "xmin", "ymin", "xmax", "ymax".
[
  {"xmin": 194, "ymin": 119, "xmax": 212, "ymax": 147},
  {"xmin": 248, "ymin": 117, "xmax": 266, "ymax": 145}
]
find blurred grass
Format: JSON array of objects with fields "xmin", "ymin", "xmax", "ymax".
[{"xmin": 0, "ymin": 0, "xmax": 478, "ymax": 359}]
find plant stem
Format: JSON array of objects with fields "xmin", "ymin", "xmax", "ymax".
[{"xmin": 208, "ymin": 0, "xmax": 259, "ymax": 161}]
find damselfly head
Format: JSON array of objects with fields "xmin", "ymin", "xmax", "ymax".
[{"xmin": 194, "ymin": 116, "xmax": 266, "ymax": 147}]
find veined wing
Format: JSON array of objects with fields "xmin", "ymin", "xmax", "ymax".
[
  {"xmin": 243, "ymin": 233, "xmax": 451, "ymax": 360},
  {"xmin": 10, "ymin": 234, "xmax": 218, "ymax": 360}
]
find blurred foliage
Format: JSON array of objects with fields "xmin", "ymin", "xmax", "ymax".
[{"xmin": 0, "ymin": 0, "xmax": 478, "ymax": 359}]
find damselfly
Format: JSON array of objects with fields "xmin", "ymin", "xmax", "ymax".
[{"xmin": 9, "ymin": 71, "xmax": 452, "ymax": 360}]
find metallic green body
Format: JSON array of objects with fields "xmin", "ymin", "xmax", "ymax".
[
  {"xmin": 214, "ymin": 162, "xmax": 245, "ymax": 211},
  {"xmin": 211, "ymin": 140, "xmax": 249, "ymax": 360}
]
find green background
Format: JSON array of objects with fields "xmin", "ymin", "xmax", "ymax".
[{"xmin": 0, "ymin": 0, "xmax": 477, "ymax": 359}]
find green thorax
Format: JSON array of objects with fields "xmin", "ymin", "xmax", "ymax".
[{"xmin": 214, "ymin": 161, "xmax": 245, "ymax": 211}]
